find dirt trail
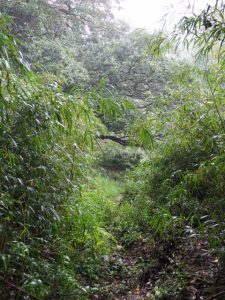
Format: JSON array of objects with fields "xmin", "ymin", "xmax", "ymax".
[
  {"xmin": 93, "ymin": 233, "xmax": 225, "ymax": 300},
  {"xmin": 120, "ymin": 236, "xmax": 225, "ymax": 300}
]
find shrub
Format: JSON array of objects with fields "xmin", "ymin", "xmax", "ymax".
[
  {"xmin": 0, "ymin": 16, "xmax": 100, "ymax": 299},
  {"xmin": 96, "ymin": 143, "xmax": 142, "ymax": 172}
]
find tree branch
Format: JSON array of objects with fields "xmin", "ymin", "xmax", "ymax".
[
  {"xmin": 137, "ymin": 102, "xmax": 152, "ymax": 109},
  {"xmin": 99, "ymin": 135, "xmax": 129, "ymax": 146}
]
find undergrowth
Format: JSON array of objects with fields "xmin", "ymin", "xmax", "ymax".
[
  {"xmin": 115, "ymin": 62, "xmax": 225, "ymax": 253},
  {"xmin": 1, "ymin": 2, "xmax": 225, "ymax": 299},
  {"xmin": 0, "ymin": 16, "xmax": 123, "ymax": 299}
]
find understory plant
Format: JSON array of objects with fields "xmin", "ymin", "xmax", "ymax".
[
  {"xmin": 116, "ymin": 59, "xmax": 225, "ymax": 249},
  {"xmin": 0, "ymin": 15, "xmax": 117, "ymax": 299}
]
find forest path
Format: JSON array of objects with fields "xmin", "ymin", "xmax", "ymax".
[
  {"xmin": 90, "ymin": 173, "xmax": 225, "ymax": 300},
  {"xmin": 117, "ymin": 235, "xmax": 225, "ymax": 300},
  {"xmin": 93, "ymin": 232, "xmax": 225, "ymax": 300}
]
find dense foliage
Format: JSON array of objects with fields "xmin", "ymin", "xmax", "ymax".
[
  {"xmin": 1, "ymin": 0, "xmax": 225, "ymax": 299},
  {"xmin": 0, "ymin": 14, "xmax": 104, "ymax": 298}
]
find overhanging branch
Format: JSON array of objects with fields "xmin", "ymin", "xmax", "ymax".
[{"xmin": 98, "ymin": 135, "xmax": 129, "ymax": 146}]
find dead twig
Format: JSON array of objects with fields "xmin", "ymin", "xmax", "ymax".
[
  {"xmin": 206, "ymin": 290, "xmax": 225, "ymax": 300},
  {"xmin": 0, "ymin": 276, "xmax": 42, "ymax": 300}
]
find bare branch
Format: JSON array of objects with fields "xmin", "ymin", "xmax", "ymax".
[{"xmin": 98, "ymin": 135, "xmax": 129, "ymax": 146}]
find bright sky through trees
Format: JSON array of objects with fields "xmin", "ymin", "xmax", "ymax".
[{"xmin": 114, "ymin": 0, "xmax": 215, "ymax": 32}]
